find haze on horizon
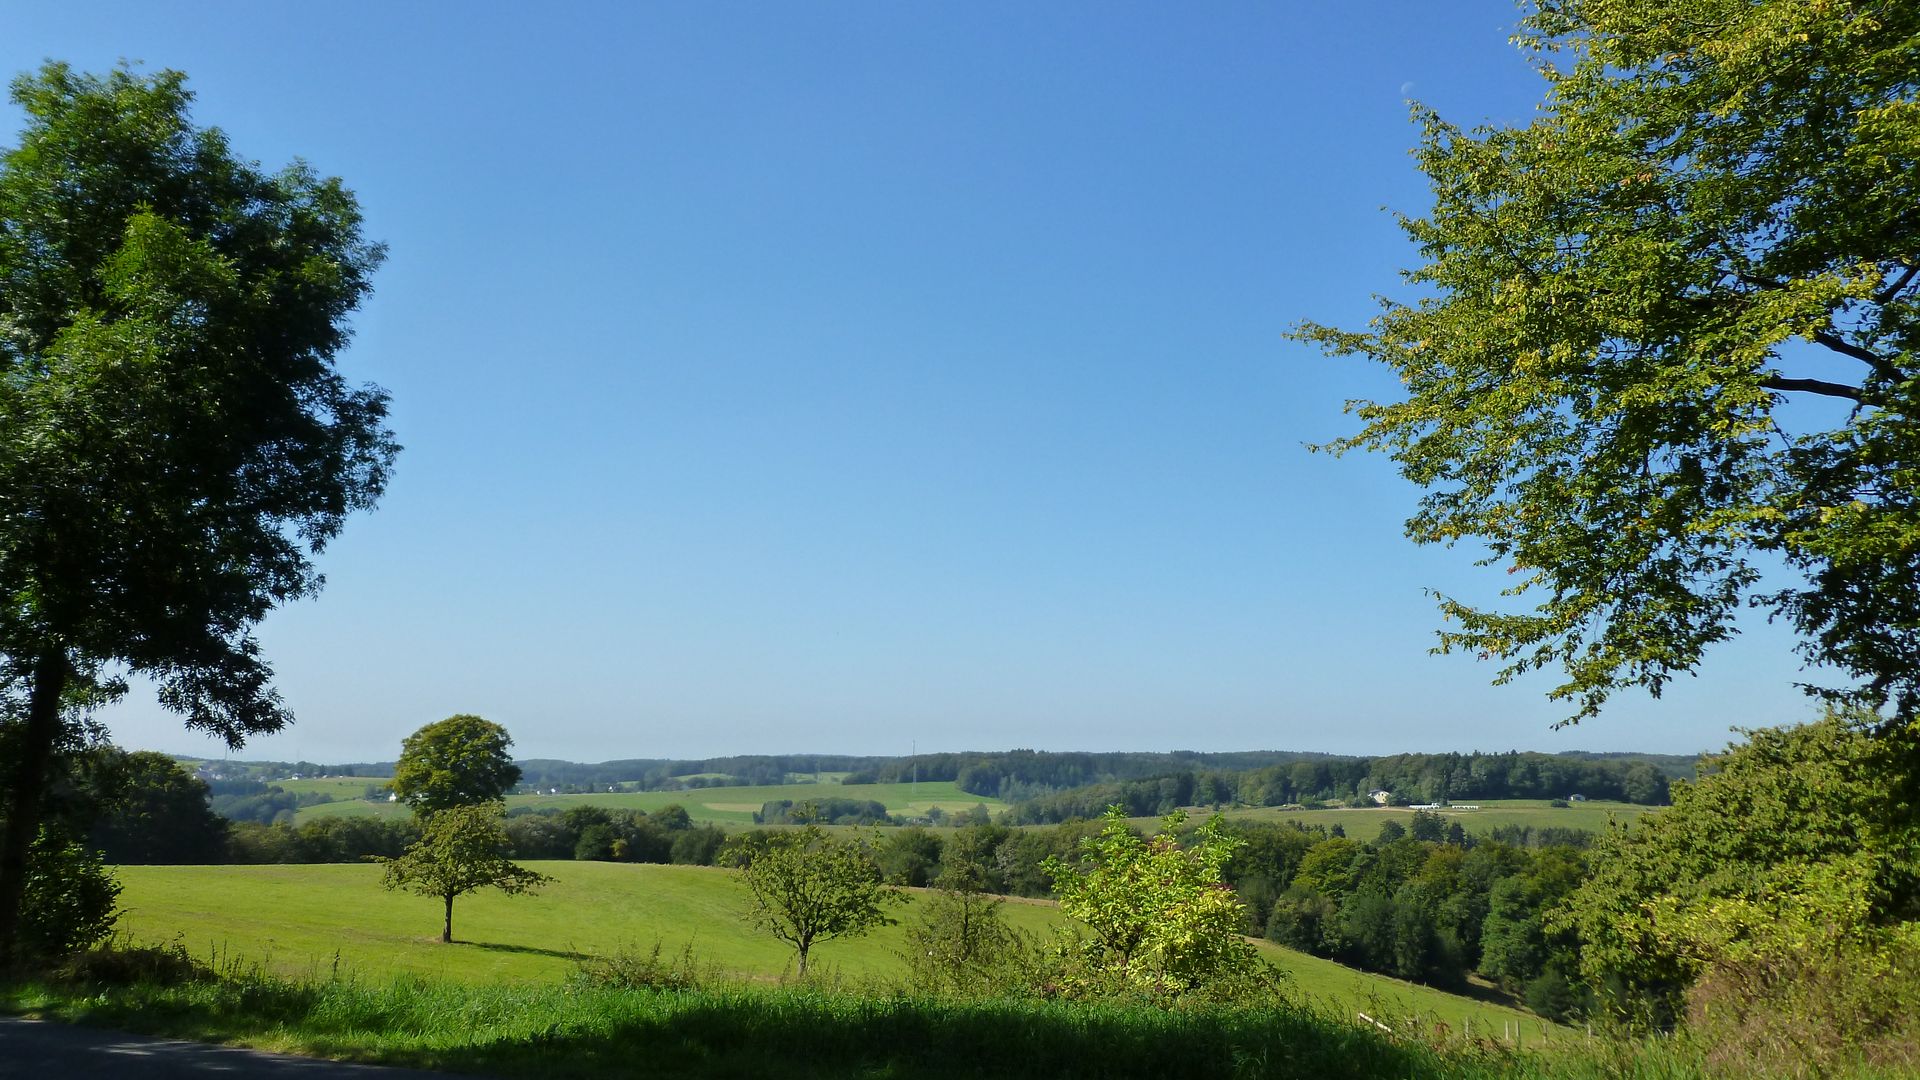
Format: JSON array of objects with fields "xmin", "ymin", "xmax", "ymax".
[{"xmin": 4, "ymin": 2, "xmax": 1830, "ymax": 765}]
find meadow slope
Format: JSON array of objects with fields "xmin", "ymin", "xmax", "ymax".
[{"xmin": 111, "ymin": 861, "xmax": 1564, "ymax": 1040}]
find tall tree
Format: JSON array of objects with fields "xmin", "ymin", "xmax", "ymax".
[
  {"xmin": 1294, "ymin": 1, "xmax": 1920, "ymax": 730},
  {"xmin": 87, "ymin": 750, "xmax": 229, "ymax": 864},
  {"xmin": 392, "ymin": 715, "xmax": 522, "ymax": 815},
  {"xmin": 0, "ymin": 63, "xmax": 395, "ymax": 962}
]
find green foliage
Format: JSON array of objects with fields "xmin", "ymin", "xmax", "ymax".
[
  {"xmin": 1477, "ymin": 847, "xmax": 1587, "ymax": 1005},
  {"xmin": 87, "ymin": 749, "xmax": 228, "ymax": 864},
  {"xmin": 901, "ymin": 882, "xmax": 1030, "ymax": 996},
  {"xmin": 737, "ymin": 825, "xmax": 900, "ymax": 977},
  {"xmin": 901, "ymin": 832, "xmax": 1031, "ymax": 994},
  {"xmin": 873, "ymin": 826, "xmax": 943, "ymax": 886},
  {"xmin": 392, "ymin": 715, "xmax": 522, "ymax": 815},
  {"xmin": 1681, "ymin": 930, "xmax": 1920, "ymax": 1077},
  {"xmin": 0, "ymin": 59, "xmax": 393, "ymax": 959},
  {"xmin": 756, "ymin": 796, "xmax": 890, "ymax": 826},
  {"xmin": 19, "ymin": 829, "xmax": 120, "ymax": 959},
  {"xmin": 1043, "ymin": 808, "xmax": 1276, "ymax": 999},
  {"xmin": 380, "ymin": 804, "xmax": 550, "ymax": 943},
  {"xmin": 1294, "ymin": 1, "xmax": 1920, "ymax": 727},
  {"xmin": 0, "ymin": 60, "xmax": 394, "ymax": 737},
  {"xmin": 1562, "ymin": 714, "xmax": 1920, "ymax": 1027}
]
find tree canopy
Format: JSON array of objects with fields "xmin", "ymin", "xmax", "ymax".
[
  {"xmin": 1562, "ymin": 713, "xmax": 1920, "ymax": 1026},
  {"xmin": 1294, "ymin": 0, "xmax": 1920, "ymax": 729},
  {"xmin": 0, "ymin": 62, "xmax": 394, "ymax": 961},
  {"xmin": 392, "ymin": 715, "xmax": 522, "ymax": 815}
]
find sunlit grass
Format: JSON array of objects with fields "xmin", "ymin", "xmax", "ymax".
[{"xmin": 111, "ymin": 861, "xmax": 1561, "ymax": 1037}]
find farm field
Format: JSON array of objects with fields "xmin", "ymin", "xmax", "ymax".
[
  {"xmin": 110, "ymin": 861, "xmax": 1564, "ymax": 1040},
  {"xmin": 1206, "ymin": 798, "xmax": 1655, "ymax": 837},
  {"xmin": 293, "ymin": 779, "xmax": 1003, "ymax": 826},
  {"xmin": 272, "ymin": 776, "xmax": 391, "ymax": 799}
]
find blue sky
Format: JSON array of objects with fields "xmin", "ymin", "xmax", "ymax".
[{"xmin": 4, "ymin": 3, "xmax": 1829, "ymax": 763}]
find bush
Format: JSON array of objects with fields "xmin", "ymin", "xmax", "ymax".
[
  {"xmin": 19, "ymin": 831, "xmax": 121, "ymax": 960},
  {"xmin": 901, "ymin": 885, "xmax": 1033, "ymax": 996},
  {"xmin": 573, "ymin": 940, "xmax": 713, "ymax": 992},
  {"xmin": 1682, "ymin": 933, "xmax": 1920, "ymax": 1077},
  {"xmin": 55, "ymin": 940, "xmax": 211, "ymax": 987},
  {"xmin": 1042, "ymin": 809, "xmax": 1281, "ymax": 1000}
]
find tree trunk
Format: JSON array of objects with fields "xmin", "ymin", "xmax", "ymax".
[
  {"xmin": 796, "ymin": 939, "xmax": 809, "ymax": 979},
  {"xmin": 0, "ymin": 650, "xmax": 68, "ymax": 967},
  {"xmin": 443, "ymin": 894, "xmax": 454, "ymax": 943}
]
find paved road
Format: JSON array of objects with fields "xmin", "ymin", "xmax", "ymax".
[{"xmin": 0, "ymin": 1016, "xmax": 449, "ymax": 1078}]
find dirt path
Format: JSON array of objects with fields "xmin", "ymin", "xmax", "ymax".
[{"xmin": 0, "ymin": 1016, "xmax": 448, "ymax": 1078}]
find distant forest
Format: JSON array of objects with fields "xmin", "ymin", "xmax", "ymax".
[{"xmin": 185, "ymin": 747, "xmax": 1694, "ymax": 814}]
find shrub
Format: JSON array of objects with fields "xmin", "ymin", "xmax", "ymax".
[
  {"xmin": 1685, "ymin": 935, "xmax": 1920, "ymax": 1078},
  {"xmin": 19, "ymin": 831, "xmax": 120, "ymax": 960},
  {"xmin": 573, "ymin": 940, "xmax": 712, "ymax": 992},
  {"xmin": 1043, "ymin": 808, "xmax": 1282, "ymax": 1000},
  {"xmin": 55, "ymin": 940, "xmax": 211, "ymax": 987}
]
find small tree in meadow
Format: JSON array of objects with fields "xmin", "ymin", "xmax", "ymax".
[
  {"xmin": 381, "ymin": 803, "xmax": 549, "ymax": 943},
  {"xmin": 739, "ymin": 825, "xmax": 898, "ymax": 977},
  {"xmin": 903, "ymin": 830, "xmax": 1027, "ymax": 993},
  {"xmin": 1043, "ymin": 807, "xmax": 1277, "ymax": 998}
]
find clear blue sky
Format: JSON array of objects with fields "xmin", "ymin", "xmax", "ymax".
[{"xmin": 4, "ymin": 2, "xmax": 1827, "ymax": 763}]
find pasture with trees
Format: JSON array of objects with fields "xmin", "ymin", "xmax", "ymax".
[{"xmin": 7, "ymin": 2, "xmax": 1920, "ymax": 1074}]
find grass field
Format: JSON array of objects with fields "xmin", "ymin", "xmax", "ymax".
[
  {"xmin": 271, "ymin": 776, "xmax": 391, "ymax": 799},
  {"xmin": 1203, "ymin": 798, "xmax": 1655, "ymax": 838},
  {"xmin": 110, "ymin": 861, "xmax": 1563, "ymax": 1040},
  {"xmin": 294, "ymin": 779, "xmax": 1004, "ymax": 826}
]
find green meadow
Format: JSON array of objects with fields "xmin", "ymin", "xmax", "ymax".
[
  {"xmin": 1210, "ymin": 798, "xmax": 1654, "ymax": 837},
  {"xmin": 294, "ymin": 779, "xmax": 1004, "ymax": 826},
  {"xmin": 110, "ymin": 861, "xmax": 1563, "ymax": 1041},
  {"xmin": 272, "ymin": 776, "xmax": 391, "ymax": 799}
]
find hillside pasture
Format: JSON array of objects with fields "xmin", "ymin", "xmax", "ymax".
[
  {"xmin": 271, "ymin": 776, "xmax": 392, "ymax": 799},
  {"xmin": 1210, "ymin": 798, "xmax": 1653, "ymax": 837},
  {"xmin": 108, "ymin": 861, "xmax": 1564, "ymax": 1040},
  {"xmin": 294, "ymin": 779, "xmax": 1003, "ymax": 826}
]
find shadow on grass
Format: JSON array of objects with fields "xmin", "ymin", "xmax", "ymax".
[
  {"xmin": 455, "ymin": 940, "xmax": 589, "ymax": 962},
  {"xmin": 5, "ymin": 975, "xmax": 1504, "ymax": 1080}
]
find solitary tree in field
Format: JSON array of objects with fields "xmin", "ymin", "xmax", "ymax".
[
  {"xmin": 1293, "ymin": 0, "xmax": 1920, "ymax": 733},
  {"xmin": 0, "ymin": 62, "xmax": 396, "ymax": 963},
  {"xmin": 738, "ymin": 826, "xmax": 898, "ymax": 977},
  {"xmin": 381, "ymin": 803, "xmax": 550, "ymax": 943},
  {"xmin": 392, "ymin": 715, "xmax": 522, "ymax": 815}
]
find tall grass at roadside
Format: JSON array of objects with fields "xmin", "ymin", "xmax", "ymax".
[
  {"xmin": 10, "ymin": 943, "xmax": 1910, "ymax": 1079},
  {"xmin": 2, "ymin": 942, "xmax": 1507, "ymax": 1080}
]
